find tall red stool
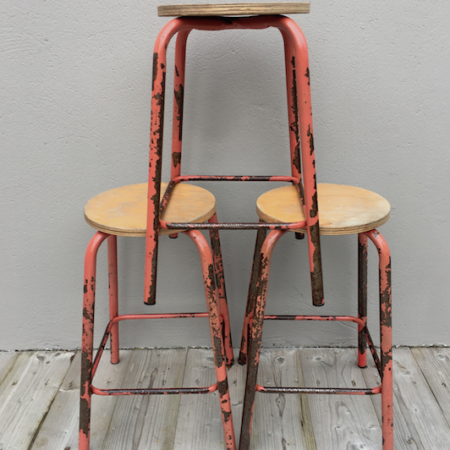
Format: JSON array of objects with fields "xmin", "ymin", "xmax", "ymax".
[{"xmin": 141, "ymin": 4, "xmax": 324, "ymax": 450}]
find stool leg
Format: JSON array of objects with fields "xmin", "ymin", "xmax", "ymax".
[
  {"xmin": 238, "ymin": 222, "xmax": 266, "ymax": 365},
  {"xmin": 209, "ymin": 212, "xmax": 234, "ymax": 368},
  {"xmin": 366, "ymin": 230, "xmax": 393, "ymax": 450},
  {"xmin": 185, "ymin": 229, "xmax": 236, "ymax": 450},
  {"xmin": 358, "ymin": 233, "xmax": 368, "ymax": 368},
  {"xmin": 240, "ymin": 230, "xmax": 287, "ymax": 450},
  {"xmin": 80, "ymin": 231, "xmax": 108, "ymax": 450},
  {"xmin": 108, "ymin": 235, "xmax": 120, "ymax": 365}
]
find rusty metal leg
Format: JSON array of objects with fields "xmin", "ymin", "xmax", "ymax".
[
  {"xmin": 366, "ymin": 229, "xmax": 393, "ymax": 450},
  {"xmin": 80, "ymin": 231, "xmax": 108, "ymax": 450},
  {"xmin": 107, "ymin": 235, "xmax": 120, "ymax": 365},
  {"xmin": 184, "ymin": 229, "xmax": 236, "ymax": 450},
  {"xmin": 358, "ymin": 233, "xmax": 368, "ymax": 368},
  {"xmin": 281, "ymin": 20, "xmax": 324, "ymax": 307},
  {"xmin": 238, "ymin": 221, "xmax": 266, "ymax": 366},
  {"xmin": 239, "ymin": 230, "xmax": 287, "ymax": 450},
  {"xmin": 209, "ymin": 212, "xmax": 234, "ymax": 368}
]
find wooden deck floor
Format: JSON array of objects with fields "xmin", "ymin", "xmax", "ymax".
[{"xmin": 1, "ymin": 347, "xmax": 450, "ymax": 449}]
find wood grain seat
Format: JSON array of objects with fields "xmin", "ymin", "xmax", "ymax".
[
  {"xmin": 84, "ymin": 182, "xmax": 216, "ymax": 237},
  {"xmin": 257, "ymin": 183, "xmax": 390, "ymax": 235},
  {"xmin": 158, "ymin": 2, "xmax": 310, "ymax": 17}
]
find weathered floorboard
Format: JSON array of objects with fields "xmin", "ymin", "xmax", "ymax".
[
  {"xmin": 227, "ymin": 349, "xmax": 246, "ymax": 439},
  {"xmin": 391, "ymin": 347, "xmax": 450, "ymax": 447},
  {"xmin": 361, "ymin": 348, "xmax": 422, "ymax": 449},
  {"xmin": 411, "ymin": 347, "xmax": 450, "ymax": 429},
  {"xmin": 173, "ymin": 348, "xmax": 224, "ymax": 450},
  {"xmin": 251, "ymin": 348, "xmax": 316, "ymax": 450},
  {"xmin": 0, "ymin": 351, "xmax": 74, "ymax": 450},
  {"xmin": 101, "ymin": 348, "xmax": 187, "ymax": 450},
  {"xmin": 299, "ymin": 348, "xmax": 381, "ymax": 450},
  {"xmin": 364, "ymin": 347, "xmax": 450, "ymax": 449},
  {"xmin": 31, "ymin": 350, "xmax": 136, "ymax": 450},
  {"xmin": 0, "ymin": 352, "xmax": 19, "ymax": 386},
  {"xmin": 5, "ymin": 347, "xmax": 450, "ymax": 450}
]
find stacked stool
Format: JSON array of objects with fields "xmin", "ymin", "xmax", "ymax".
[{"xmin": 80, "ymin": 3, "xmax": 393, "ymax": 449}]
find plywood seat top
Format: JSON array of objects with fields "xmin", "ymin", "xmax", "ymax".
[
  {"xmin": 158, "ymin": 2, "xmax": 310, "ymax": 17},
  {"xmin": 257, "ymin": 183, "xmax": 391, "ymax": 235},
  {"xmin": 84, "ymin": 182, "xmax": 216, "ymax": 237}
]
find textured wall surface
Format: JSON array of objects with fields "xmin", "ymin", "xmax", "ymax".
[{"xmin": 1, "ymin": 1, "xmax": 449, "ymax": 350}]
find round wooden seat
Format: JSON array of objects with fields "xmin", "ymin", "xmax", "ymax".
[
  {"xmin": 256, "ymin": 183, "xmax": 390, "ymax": 235},
  {"xmin": 158, "ymin": 2, "xmax": 310, "ymax": 17},
  {"xmin": 84, "ymin": 182, "xmax": 216, "ymax": 237}
]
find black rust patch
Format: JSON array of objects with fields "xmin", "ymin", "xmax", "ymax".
[
  {"xmin": 218, "ymin": 378, "xmax": 229, "ymax": 397},
  {"xmin": 380, "ymin": 259, "xmax": 392, "ymax": 328},
  {"xmin": 310, "ymin": 189, "xmax": 318, "ymax": 218},
  {"xmin": 305, "ymin": 67, "xmax": 310, "ymax": 85},
  {"xmin": 172, "ymin": 152, "xmax": 181, "ymax": 168},
  {"xmin": 146, "ymin": 72, "xmax": 166, "ymax": 305},
  {"xmin": 289, "ymin": 57, "xmax": 301, "ymax": 175},
  {"xmin": 307, "ymin": 125, "xmax": 314, "ymax": 155},
  {"xmin": 79, "ymin": 397, "xmax": 90, "ymax": 437},
  {"xmin": 213, "ymin": 336, "xmax": 224, "ymax": 368},
  {"xmin": 309, "ymin": 224, "xmax": 324, "ymax": 306},
  {"xmin": 152, "ymin": 53, "xmax": 158, "ymax": 91},
  {"xmin": 174, "ymin": 84, "xmax": 184, "ymax": 141}
]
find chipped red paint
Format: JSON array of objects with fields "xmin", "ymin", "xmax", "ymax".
[
  {"xmin": 184, "ymin": 229, "xmax": 236, "ymax": 449},
  {"xmin": 81, "ymin": 229, "xmax": 235, "ymax": 449},
  {"xmin": 209, "ymin": 213, "xmax": 234, "ymax": 367},
  {"xmin": 81, "ymin": 228, "xmax": 237, "ymax": 449},
  {"xmin": 239, "ymin": 220, "xmax": 266, "ymax": 365},
  {"xmin": 239, "ymin": 228, "xmax": 393, "ymax": 450},
  {"xmin": 107, "ymin": 236, "xmax": 119, "ymax": 365},
  {"xmin": 80, "ymin": 231, "xmax": 108, "ymax": 450},
  {"xmin": 159, "ymin": 180, "xmax": 177, "ymax": 216},
  {"xmin": 363, "ymin": 324, "xmax": 382, "ymax": 376},
  {"xmin": 281, "ymin": 32, "xmax": 301, "ymax": 180},
  {"xmin": 143, "ymin": 16, "xmax": 324, "ymax": 313},
  {"xmin": 171, "ymin": 30, "xmax": 190, "ymax": 179},
  {"xmin": 365, "ymin": 229, "xmax": 393, "ymax": 450},
  {"xmin": 240, "ymin": 229, "xmax": 287, "ymax": 450},
  {"xmin": 358, "ymin": 233, "xmax": 368, "ymax": 368}
]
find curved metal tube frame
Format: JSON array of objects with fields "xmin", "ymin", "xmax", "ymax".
[
  {"xmin": 80, "ymin": 230, "xmax": 236, "ymax": 450},
  {"xmin": 144, "ymin": 15, "xmax": 324, "ymax": 308},
  {"xmin": 238, "ymin": 228, "xmax": 393, "ymax": 450}
]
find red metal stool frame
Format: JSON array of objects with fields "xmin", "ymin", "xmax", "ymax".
[
  {"xmin": 80, "ymin": 226, "xmax": 235, "ymax": 450},
  {"xmin": 140, "ymin": 14, "xmax": 326, "ymax": 450},
  {"xmin": 238, "ymin": 229, "xmax": 393, "ymax": 450}
]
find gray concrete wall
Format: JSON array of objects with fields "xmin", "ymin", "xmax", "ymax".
[{"xmin": 1, "ymin": 1, "xmax": 449, "ymax": 351}]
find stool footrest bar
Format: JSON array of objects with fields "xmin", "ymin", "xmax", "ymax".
[
  {"xmin": 261, "ymin": 314, "xmax": 383, "ymax": 377},
  {"xmin": 92, "ymin": 383, "xmax": 218, "ymax": 396},
  {"xmin": 264, "ymin": 314, "xmax": 364, "ymax": 326},
  {"xmin": 255, "ymin": 384, "xmax": 382, "ymax": 395},
  {"xmin": 163, "ymin": 222, "xmax": 307, "ymax": 230},
  {"xmin": 92, "ymin": 312, "xmax": 211, "ymax": 378}
]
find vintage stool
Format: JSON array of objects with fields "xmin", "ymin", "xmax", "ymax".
[
  {"xmin": 238, "ymin": 186, "xmax": 393, "ymax": 449},
  {"xmin": 142, "ymin": 3, "xmax": 325, "ymax": 450},
  {"xmin": 80, "ymin": 182, "xmax": 236, "ymax": 449}
]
